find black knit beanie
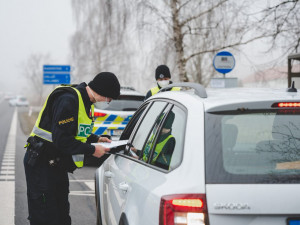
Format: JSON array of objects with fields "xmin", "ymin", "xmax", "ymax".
[
  {"xmin": 88, "ymin": 72, "xmax": 120, "ymax": 99},
  {"xmin": 155, "ymin": 65, "xmax": 171, "ymax": 80}
]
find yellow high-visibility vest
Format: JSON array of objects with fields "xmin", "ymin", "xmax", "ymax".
[
  {"xmin": 142, "ymin": 134, "xmax": 173, "ymax": 163},
  {"xmin": 150, "ymin": 86, "xmax": 181, "ymax": 96},
  {"xmin": 30, "ymin": 86, "xmax": 94, "ymax": 168},
  {"xmin": 151, "ymin": 135, "xmax": 174, "ymax": 163}
]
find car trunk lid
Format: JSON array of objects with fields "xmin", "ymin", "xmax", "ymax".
[{"xmin": 206, "ymin": 184, "xmax": 300, "ymax": 225}]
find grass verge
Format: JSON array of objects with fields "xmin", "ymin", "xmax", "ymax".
[{"xmin": 19, "ymin": 111, "xmax": 38, "ymax": 136}]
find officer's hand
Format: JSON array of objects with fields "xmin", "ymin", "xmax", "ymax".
[
  {"xmin": 93, "ymin": 145, "xmax": 110, "ymax": 158},
  {"xmin": 131, "ymin": 147, "xmax": 137, "ymax": 152},
  {"xmin": 98, "ymin": 137, "xmax": 111, "ymax": 143}
]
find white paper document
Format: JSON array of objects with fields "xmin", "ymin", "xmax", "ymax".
[{"xmin": 92, "ymin": 140, "xmax": 128, "ymax": 148}]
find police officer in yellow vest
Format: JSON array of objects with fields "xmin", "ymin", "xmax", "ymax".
[
  {"xmin": 143, "ymin": 111, "xmax": 176, "ymax": 170},
  {"xmin": 23, "ymin": 72, "xmax": 120, "ymax": 225},
  {"xmin": 144, "ymin": 65, "xmax": 180, "ymax": 100}
]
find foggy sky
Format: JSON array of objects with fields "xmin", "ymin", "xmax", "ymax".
[
  {"xmin": 0, "ymin": 0, "xmax": 75, "ymax": 94},
  {"xmin": 0, "ymin": 0, "xmax": 286, "ymax": 97}
]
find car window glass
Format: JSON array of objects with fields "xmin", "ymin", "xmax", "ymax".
[
  {"xmin": 206, "ymin": 109, "xmax": 300, "ymax": 184},
  {"xmin": 94, "ymin": 95, "xmax": 144, "ymax": 111},
  {"xmin": 141, "ymin": 106, "xmax": 170, "ymax": 163},
  {"xmin": 149, "ymin": 106, "xmax": 186, "ymax": 170},
  {"xmin": 129, "ymin": 101, "xmax": 168, "ymax": 159},
  {"xmin": 120, "ymin": 103, "xmax": 150, "ymax": 141}
]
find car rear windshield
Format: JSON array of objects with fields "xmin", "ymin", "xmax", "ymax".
[
  {"xmin": 94, "ymin": 95, "xmax": 144, "ymax": 111},
  {"xmin": 205, "ymin": 108, "xmax": 300, "ymax": 184}
]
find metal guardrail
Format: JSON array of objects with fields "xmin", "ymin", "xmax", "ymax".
[{"xmin": 159, "ymin": 82, "xmax": 207, "ymax": 98}]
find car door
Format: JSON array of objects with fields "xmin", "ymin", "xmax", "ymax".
[
  {"xmin": 104, "ymin": 100, "xmax": 187, "ymax": 225},
  {"xmin": 101, "ymin": 102, "xmax": 151, "ymax": 225},
  {"xmin": 102, "ymin": 101, "xmax": 170, "ymax": 225}
]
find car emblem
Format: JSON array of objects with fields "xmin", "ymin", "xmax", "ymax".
[{"xmin": 214, "ymin": 203, "xmax": 251, "ymax": 210}]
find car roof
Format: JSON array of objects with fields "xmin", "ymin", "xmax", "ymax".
[
  {"xmin": 120, "ymin": 87, "xmax": 144, "ymax": 96},
  {"xmin": 148, "ymin": 83, "xmax": 300, "ymax": 111}
]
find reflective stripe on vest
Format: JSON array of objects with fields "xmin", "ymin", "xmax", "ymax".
[
  {"xmin": 150, "ymin": 86, "xmax": 181, "ymax": 96},
  {"xmin": 142, "ymin": 134, "xmax": 155, "ymax": 162},
  {"xmin": 30, "ymin": 86, "xmax": 94, "ymax": 168},
  {"xmin": 151, "ymin": 135, "xmax": 173, "ymax": 163}
]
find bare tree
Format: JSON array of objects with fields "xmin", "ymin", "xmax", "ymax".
[
  {"xmin": 70, "ymin": 0, "xmax": 136, "ymax": 86},
  {"xmin": 255, "ymin": 0, "xmax": 300, "ymax": 55},
  {"xmin": 70, "ymin": 0, "xmax": 299, "ymax": 89},
  {"xmin": 140, "ymin": 0, "xmax": 258, "ymax": 84},
  {"xmin": 136, "ymin": 0, "xmax": 277, "ymax": 84}
]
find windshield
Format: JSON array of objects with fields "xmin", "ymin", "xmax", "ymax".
[
  {"xmin": 205, "ymin": 108, "xmax": 300, "ymax": 184},
  {"xmin": 94, "ymin": 95, "xmax": 144, "ymax": 111}
]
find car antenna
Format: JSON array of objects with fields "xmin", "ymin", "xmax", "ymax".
[{"xmin": 287, "ymin": 81, "xmax": 297, "ymax": 92}]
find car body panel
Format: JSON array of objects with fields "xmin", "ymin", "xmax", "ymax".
[
  {"xmin": 207, "ymin": 184, "xmax": 300, "ymax": 224},
  {"xmin": 96, "ymin": 85, "xmax": 300, "ymax": 225}
]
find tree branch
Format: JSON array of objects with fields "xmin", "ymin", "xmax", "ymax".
[
  {"xmin": 185, "ymin": 33, "xmax": 275, "ymax": 63},
  {"xmin": 180, "ymin": 0, "xmax": 228, "ymax": 27}
]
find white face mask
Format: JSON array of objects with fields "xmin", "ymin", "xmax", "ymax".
[
  {"xmin": 157, "ymin": 80, "xmax": 170, "ymax": 88},
  {"xmin": 105, "ymin": 97, "xmax": 110, "ymax": 105},
  {"xmin": 98, "ymin": 97, "xmax": 111, "ymax": 109}
]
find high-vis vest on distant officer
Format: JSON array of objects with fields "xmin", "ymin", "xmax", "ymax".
[
  {"xmin": 143, "ymin": 134, "xmax": 174, "ymax": 163},
  {"xmin": 30, "ymin": 86, "xmax": 94, "ymax": 168},
  {"xmin": 151, "ymin": 134, "xmax": 173, "ymax": 163},
  {"xmin": 150, "ymin": 86, "xmax": 181, "ymax": 96}
]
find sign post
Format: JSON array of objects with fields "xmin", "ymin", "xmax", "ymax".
[
  {"xmin": 43, "ymin": 65, "xmax": 71, "ymax": 85},
  {"xmin": 211, "ymin": 51, "xmax": 237, "ymax": 88},
  {"xmin": 213, "ymin": 51, "xmax": 235, "ymax": 77}
]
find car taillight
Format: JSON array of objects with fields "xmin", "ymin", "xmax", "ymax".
[
  {"xmin": 93, "ymin": 112, "xmax": 107, "ymax": 117},
  {"xmin": 272, "ymin": 102, "xmax": 300, "ymax": 107},
  {"xmin": 159, "ymin": 194, "xmax": 208, "ymax": 225}
]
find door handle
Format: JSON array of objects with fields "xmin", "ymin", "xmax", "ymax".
[
  {"xmin": 118, "ymin": 182, "xmax": 129, "ymax": 192},
  {"xmin": 104, "ymin": 171, "xmax": 113, "ymax": 178}
]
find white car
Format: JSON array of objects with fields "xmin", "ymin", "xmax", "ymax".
[
  {"xmin": 9, "ymin": 95, "xmax": 29, "ymax": 107},
  {"xmin": 95, "ymin": 82, "xmax": 300, "ymax": 225}
]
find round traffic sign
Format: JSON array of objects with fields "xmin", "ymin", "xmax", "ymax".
[{"xmin": 213, "ymin": 51, "xmax": 235, "ymax": 74}]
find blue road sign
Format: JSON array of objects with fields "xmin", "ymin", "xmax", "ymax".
[
  {"xmin": 43, "ymin": 65, "xmax": 71, "ymax": 84},
  {"xmin": 43, "ymin": 74, "xmax": 70, "ymax": 84},
  {"xmin": 43, "ymin": 65, "xmax": 71, "ymax": 72},
  {"xmin": 213, "ymin": 51, "xmax": 235, "ymax": 74}
]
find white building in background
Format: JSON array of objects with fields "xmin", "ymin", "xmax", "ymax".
[{"xmin": 241, "ymin": 67, "xmax": 288, "ymax": 88}]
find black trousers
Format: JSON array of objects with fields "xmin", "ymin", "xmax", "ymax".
[{"xmin": 24, "ymin": 151, "xmax": 71, "ymax": 225}]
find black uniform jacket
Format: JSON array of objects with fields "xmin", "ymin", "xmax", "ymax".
[{"xmin": 38, "ymin": 82, "xmax": 98, "ymax": 171}]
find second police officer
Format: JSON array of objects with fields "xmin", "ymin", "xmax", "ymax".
[{"xmin": 144, "ymin": 64, "xmax": 180, "ymax": 100}]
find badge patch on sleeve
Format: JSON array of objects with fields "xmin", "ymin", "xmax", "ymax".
[
  {"xmin": 78, "ymin": 124, "xmax": 92, "ymax": 137},
  {"xmin": 58, "ymin": 117, "xmax": 74, "ymax": 125}
]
